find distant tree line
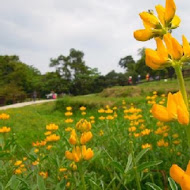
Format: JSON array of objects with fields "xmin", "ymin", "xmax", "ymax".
[{"xmin": 0, "ymin": 48, "xmax": 177, "ymax": 105}]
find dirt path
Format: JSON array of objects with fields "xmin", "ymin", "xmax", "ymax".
[{"xmin": 0, "ymin": 99, "xmax": 56, "ymax": 110}]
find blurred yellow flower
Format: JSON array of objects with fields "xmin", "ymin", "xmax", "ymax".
[
  {"xmin": 0, "ymin": 126, "xmax": 11, "ymax": 133},
  {"xmin": 170, "ymin": 161, "xmax": 190, "ymax": 190},
  {"xmin": 80, "ymin": 131, "xmax": 93, "ymax": 145},
  {"xmin": 0, "ymin": 113, "xmax": 10, "ymax": 120},
  {"xmin": 152, "ymin": 91, "xmax": 189, "ymax": 125},
  {"xmin": 134, "ymin": 0, "xmax": 179, "ymax": 41},
  {"xmin": 46, "ymin": 123, "xmax": 59, "ymax": 131}
]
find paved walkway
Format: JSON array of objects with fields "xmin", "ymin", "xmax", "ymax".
[{"xmin": 0, "ymin": 99, "xmax": 56, "ymax": 110}]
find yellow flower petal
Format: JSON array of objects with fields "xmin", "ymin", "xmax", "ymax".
[
  {"xmin": 155, "ymin": 5, "xmax": 165, "ymax": 26},
  {"xmin": 134, "ymin": 29, "xmax": 153, "ymax": 41},
  {"xmin": 177, "ymin": 106, "xmax": 189, "ymax": 125},
  {"xmin": 164, "ymin": 33, "xmax": 173, "ymax": 57},
  {"xmin": 152, "ymin": 104, "xmax": 172, "ymax": 122},
  {"xmin": 182, "ymin": 35, "xmax": 190, "ymax": 57},
  {"xmin": 167, "ymin": 92, "xmax": 177, "ymax": 119},
  {"xmin": 145, "ymin": 54, "xmax": 160, "ymax": 70},
  {"xmin": 170, "ymin": 164, "xmax": 185, "ymax": 185},
  {"xmin": 171, "ymin": 15, "xmax": 181, "ymax": 29},
  {"xmin": 139, "ymin": 12, "xmax": 160, "ymax": 28},
  {"xmin": 155, "ymin": 37, "xmax": 168, "ymax": 61},
  {"xmin": 171, "ymin": 37, "xmax": 183, "ymax": 60},
  {"xmin": 180, "ymin": 173, "xmax": 190, "ymax": 190},
  {"xmin": 185, "ymin": 161, "xmax": 190, "ymax": 176},
  {"xmin": 165, "ymin": 0, "xmax": 176, "ymax": 23}
]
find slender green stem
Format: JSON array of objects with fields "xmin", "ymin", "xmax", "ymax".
[
  {"xmin": 79, "ymin": 163, "xmax": 86, "ymax": 190},
  {"xmin": 174, "ymin": 65, "xmax": 190, "ymax": 147},
  {"xmin": 129, "ymin": 141, "xmax": 141, "ymax": 190},
  {"xmin": 174, "ymin": 65, "xmax": 189, "ymax": 109}
]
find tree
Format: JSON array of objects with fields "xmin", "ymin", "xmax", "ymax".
[{"xmin": 50, "ymin": 49, "xmax": 100, "ymax": 95}]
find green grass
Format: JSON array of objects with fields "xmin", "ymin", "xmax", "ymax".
[{"xmin": 0, "ymin": 81, "xmax": 189, "ymax": 189}]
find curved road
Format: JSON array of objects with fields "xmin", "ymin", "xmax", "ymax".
[{"xmin": 0, "ymin": 99, "xmax": 56, "ymax": 110}]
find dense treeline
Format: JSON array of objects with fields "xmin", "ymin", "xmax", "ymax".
[{"xmin": 0, "ymin": 48, "xmax": 176, "ymax": 105}]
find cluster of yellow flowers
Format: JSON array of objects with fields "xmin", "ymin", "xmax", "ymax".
[
  {"xmin": 65, "ymin": 107, "xmax": 74, "ymax": 123},
  {"xmin": 0, "ymin": 113, "xmax": 11, "ymax": 134},
  {"xmin": 0, "ymin": 113, "xmax": 10, "ymax": 120},
  {"xmin": 14, "ymin": 158, "xmax": 27, "ymax": 175},
  {"xmin": 134, "ymin": 0, "xmax": 190, "ymax": 187},
  {"xmin": 98, "ymin": 105, "xmax": 117, "ymax": 120},
  {"xmin": 134, "ymin": 0, "xmax": 180, "ymax": 42},
  {"xmin": 80, "ymin": 106, "xmax": 86, "ymax": 116},
  {"xmin": 65, "ymin": 119, "xmax": 94, "ymax": 163}
]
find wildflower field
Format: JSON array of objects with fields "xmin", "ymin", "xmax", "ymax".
[
  {"xmin": 0, "ymin": 82, "xmax": 189, "ymax": 189},
  {"xmin": 1, "ymin": 0, "xmax": 190, "ymax": 189}
]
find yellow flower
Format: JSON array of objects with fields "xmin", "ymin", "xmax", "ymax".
[
  {"xmin": 80, "ymin": 106, "xmax": 86, "ymax": 111},
  {"xmin": 142, "ymin": 143, "xmax": 152, "ymax": 149},
  {"xmin": 34, "ymin": 148, "xmax": 39, "ymax": 153},
  {"xmin": 14, "ymin": 160, "xmax": 22, "ymax": 166},
  {"xmin": 170, "ymin": 161, "xmax": 190, "ymax": 190},
  {"xmin": 45, "ymin": 134, "xmax": 60, "ymax": 142},
  {"xmin": 65, "ymin": 118, "xmax": 74, "ymax": 123},
  {"xmin": 134, "ymin": 0, "xmax": 179, "ymax": 41},
  {"xmin": 46, "ymin": 123, "xmax": 59, "ymax": 131},
  {"xmin": 106, "ymin": 115, "xmax": 114, "ymax": 120},
  {"xmin": 141, "ymin": 129, "xmax": 151, "ymax": 136},
  {"xmin": 0, "ymin": 126, "xmax": 11, "ymax": 133},
  {"xmin": 14, "ymin": 169, "xmax": 22, "ymax": 174},
  {"xmin": 99, "ymin": 130, "xmax": 104, "ymax": 136},
  {"xmin": 65, "ymin": 146, "xmax": 93, "ymax": 162},
  {"xmin": 32, "ymin": 140, "xmax": 46, "ymax": 147},
  {"xmin": 157, "ymin": 139, "xmax": 169, "ymax": 147},
  {"xmin": 128, "ymin": 126, "xmax": 136, "ymax": 132},
  {"xmin": 98, "ymin": 108, "xmax": 105, "ymax": 113},
  {"xmin": 76, "ymin": 119, "xmax": 91, "ymax": 132},
  {"xmin": 99, "ymin": 116, "xmax": 105, "ymax": 120},
  {"xmin": 145, "ymin": 38, "xmax": 169, "ymax": 70},
  {"xmin": 59, "ymin": 168, "xmax": 67, "ymax": 172},
  {"xmin": 152, "ymin": 91, "xmax": 189, "ymax": 125},
  {"xmin": 66, "ymin": 107, "xmax": 72, "ymax": 111},
  {"xmin": 80, "ymin": 131, "xmax": 93, "ymax": 145},
  {"xmin": 65, "ymin": 127, "xmax": 73, "ymax": 132},
  {"xmin": 81, "ymin": 112, "xmax": 86, "ymax": 116},
  {"xmin": 69, "ymin": 129, "xmax": 78, "ymax": 145},
  {"xmin": 164, "ymin": 33, "xmax": 183, "ymax": 60},
  {"xmin": 46, "ymin": 145, "xmax": 52, "ymax": 150},
  {"xmin": 65, "ymin": 112, "xmax": 73, "ymax": 117},
  {"xmin": 39, "ymin": 171, "xmax": 48, "ymax": 179},
  {"xmin": 105, "ymin": 109, "xmax": 113, "ymax": 114},
  {"xmin": 0, "ymin": 113, "xmax": 10, "ymax": 120},
  {"xmin": 182, "ymin": 35, "xmax": 190, "ymax": 58},
  {"xmin": 44, "ymin": 131, "xmax": 52, "ymax": 136},
  {"xmin": 165, "ymin": 0, "xmax": 176, "ymax": 23}
]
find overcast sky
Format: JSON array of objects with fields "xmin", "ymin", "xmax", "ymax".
[{"xmin": 0, "ymin": 0, "xmax": 189, "ymax": 75}]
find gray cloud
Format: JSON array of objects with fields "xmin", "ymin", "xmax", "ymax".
[{"xmin": 0, "ymin": 0, "xmax": 188, "ymax": 74}]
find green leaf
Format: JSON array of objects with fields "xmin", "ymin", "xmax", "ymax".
[
  {"xmin": 37, "ymin": 175, "xmax": 46, "ymax": 190},
  {"xmin": 135, "ymin": 148, "xmax": 150, "ymax": 163},
  {"xmin": 137, "ymin": 160, "xmax": 163, "ymax": 172},
  {"xmin": 146, "ymin": 182, "xmax": 162, "ymax": 190},
  {"xmin": 105, "ymin": 177, "xmax": 116, "ymax": 190},
  {"xmin": 124, "ymin": 153, "xmax": 132, "ymax": 173},
  {"xmin": 109, "ymin": 161, "xmax": 124, "ymax": 173},
  {"xmin": 168, "ymin": 177, "xmax": 178, "ymax": 190},
  {"xmin": 89, "ymin": 179, "xmax": 102, "ymax": 190},
  {"xmin": 55, "ymin": 180, "xmax": 66, "ymax": 190},
  {"xmin": 5, "ymin": 175, "xmax": 19, "ymax": 189},
  {"xmin": 0, "ymin": 182, "xmax": 4, "ymax": 190}
]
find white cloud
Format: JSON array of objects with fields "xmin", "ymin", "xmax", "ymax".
[{"xmin": 0, "ymin": 0, "xmax": 188, "ymax": 74}]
